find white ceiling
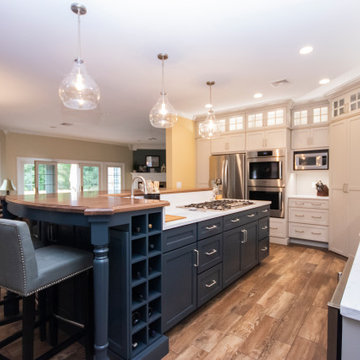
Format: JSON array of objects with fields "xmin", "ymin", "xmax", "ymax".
[{"xmin": 1, "ymin": 0, "xmax": 360, "ymax": 147}]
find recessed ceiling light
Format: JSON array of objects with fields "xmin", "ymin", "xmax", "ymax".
[
  {"xmin": 319, "ymin": 78, "xmax": 330, "ymax": 85},
  {"xmin": 299, "ymin": 46, "xmax": 313, "ymax": 55},
  {"xmin": 254, "ymin": 93, "xmax": 263, "ymax": 99},
  {"xmin": 205, "ymin": 103, "xmax": 213, "ymax": 109}
]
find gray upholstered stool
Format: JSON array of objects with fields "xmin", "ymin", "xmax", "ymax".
[{"xmin": 0, "ymin": 219, "xmax": 93, "ymax": 360}]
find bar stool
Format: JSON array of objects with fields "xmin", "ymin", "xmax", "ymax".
[{"xmin": 0, "ymin": 219, "xmax": 93, "ymax": 360}]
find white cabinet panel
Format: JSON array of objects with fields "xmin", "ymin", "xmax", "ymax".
[
  {"xmin": 289, "ymin": 208, "xmax": 328, "ymax": 226},
  {"xmin": 196, "ymin": 139, "xmax": 211, "ymax": 187},
  {"xmin": 291, "ymin": 127, "xmax": 329, "ymax": 150},
  {"xmin": 245, "ymin": 131, "xmax": 264, "ymax": 151},
  {"xmin": 348, "ymin": 191, "xmax": 360, "ymax": 256},
  {"xmin": 270, "ymin": 218, "xmax": 287, "ymax": 238},
  {"xmin": 329, "ymin": 120, "xmax": 348, "ymax": 190},
  {"xmin": 211, "ymin": 134, "xmax": 245, "ymax": 154},
  {"xmin": 265, "ymin": 129, "xmax": 287, "ymax": 149},
  {"xmin": 288, "ymin": 198, "xmax": 328, "ymax": 210},
  {"xmin": 289, "ymin": 223, "xmax": 328, "ymax": 243},
  {"xmin": 348, "ymin": 117, "xmax": 360, "ymax": 189}
]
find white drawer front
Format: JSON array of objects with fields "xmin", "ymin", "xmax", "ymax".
[
  {"xmin": 270, "ymin": 219, "xmax": 287, "ymax": 238},
  {"xmin": 289, "ymin": 223, "xmax": 328, "ymax": 243},
  {"xmin": 289, "ymin": 198, "xmax": 328, "ymax": 210},
  {"xmin": 289, "ymin": 208, "xmax": 329, "ymax": 226}
]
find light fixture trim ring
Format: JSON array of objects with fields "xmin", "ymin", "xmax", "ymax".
[{"xmin": 157, "ymin": 53, "xmax": 168, "ymax": 61}]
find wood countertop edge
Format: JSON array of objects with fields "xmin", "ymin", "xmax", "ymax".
[{"xmin": 5, "ymin": 197, "xmax": 170, "ymax": 216}]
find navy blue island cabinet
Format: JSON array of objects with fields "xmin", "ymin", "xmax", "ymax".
[
  {"xmin": 3, "ymin": 193, "xmax": 170, "ymax": 360},
  {"xmin": 162, "ymin": 205, "xmax": 270, "ymax": 332}
]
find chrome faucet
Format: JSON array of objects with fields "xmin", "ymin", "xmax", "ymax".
[{"xmin": 131, "ymin": 176, "xmax": 148, "ymax": 199}]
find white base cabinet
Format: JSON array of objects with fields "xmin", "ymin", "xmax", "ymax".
[{"xmin": 288, "ymin": 196, "xmax": 329, "ymax": 244}]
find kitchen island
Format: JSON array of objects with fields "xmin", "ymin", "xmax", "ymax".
[{"xmin": 3, "ymin": 191, "xmax": 270, "ymax": 360}]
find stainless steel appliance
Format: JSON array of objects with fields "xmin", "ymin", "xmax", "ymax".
[
  {"xmin": 181, "ymin": 199, "xmax": 254, "ymax": 211},
  {"xmin": 248, "ymin": 186, "xmax": 285, "ymax": 218},
  {"xmin": 247, "ymin": 149, "xmax": 285, "ymax": 218},
  {"xmin": 294, "ymin": 149, "xmax": 329, "ymax": 170},
  {"xmin": 247, "ymin": 149, "xmax": 285, "ymax": 187},
  {"xmin": 209, "ymin": 154, "xmax": 246, "ymax": 199}
]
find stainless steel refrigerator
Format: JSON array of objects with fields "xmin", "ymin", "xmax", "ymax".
[{"xmin": 209, "ymin": 154, "xmax": 246, "ymax": 199}]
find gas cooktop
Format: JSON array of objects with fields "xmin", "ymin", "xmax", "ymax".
[{"xmin": 180, "ymin": 199, "xmax": 254, "ymax": 211}]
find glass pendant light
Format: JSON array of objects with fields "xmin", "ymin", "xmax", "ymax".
[
  {"xmin": 149, "ymin": 54, "xmax": 178, "ymax": 128},
  {"xmin": 199, "ymin": 81, "xmax": 221, "ymax": 139},
  {"xmin": 59, "ymin": 3, "xmax": 100, "ymax": 110}
]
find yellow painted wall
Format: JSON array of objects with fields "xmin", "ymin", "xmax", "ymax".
[
  {"xmin": 3, "ymin": 132, "xmax": 133, "ymax": 189},
  {"xmin": 166, "ymin": 117, "xmax": 196, "ymax": 188}
]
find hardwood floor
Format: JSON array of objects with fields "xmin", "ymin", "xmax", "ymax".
[
  {"xmin": 164, "ymin": 244, "xmax": 346, "ymax": 360},
  {"xmin": 0, "ymin": 244, "xmax": 345, "ymax": 359}
]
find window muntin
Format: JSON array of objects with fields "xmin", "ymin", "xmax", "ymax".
[
  {"xmin": 248, "ymin": 113, "xmax": 263, "ymax": 128},
  {"xmin": 293, "ymin": 110, "xmax": 308, "ymax": 126},
  {"xmin": 313, "ymin": 107, "xmax": 328, "ymax": 123},
  {"xmin": 333, "ymin": 99, "xmax": 345, "ymax": 117},
  {"xmin": 81, "ymin": 165, "xmax": 100, "ymax": 191},
  {"xmin": 229, "ymin": 116, "xmax": 244, "ymax": 131},
  {"xmin": 350, "ymin": 92, "xmax": 360, "ymax": 112},
  {"xmin": 267, "ymin": 109, "xmax": 284, "ymax": 126},
  {"xmin": 24, "ymin": 164, "xmax": 35, "ymax": 195},
  {"xmin": 218, "ymin": 119, "xmax": 226, "ymax": 132},
  {"xmin": 107, "ymin": 166, "xmax": 122, "ymax": 194}
]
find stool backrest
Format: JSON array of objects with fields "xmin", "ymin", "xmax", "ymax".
[{"xmin": 0, "ymin": 219, "xmax": 38, "ymax": 295}]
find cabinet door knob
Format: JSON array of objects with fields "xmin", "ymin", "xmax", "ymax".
[{"xmin": 205, "ymin": 280, "xmax": 217, "ymax": 288}]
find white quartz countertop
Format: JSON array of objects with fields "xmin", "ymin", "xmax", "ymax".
[
  {"xmin": 340, "ymin": 241, "xmax": 360, "ymax": 321},
  {"xmin": 288, "ymin": 195, "xmax": 329, "ymax": 200},
  {"xmin": 163, "ymin": 200, "xmax": 271, "ymax": 230}
]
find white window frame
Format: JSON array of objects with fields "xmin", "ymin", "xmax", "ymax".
[
  {"xmin": 105, "ymin": 162, "xmax": 125, "ymax": 194},
  {"xmin": 79, "ymin": 163, "xmax": 102, "ymax": 192}
]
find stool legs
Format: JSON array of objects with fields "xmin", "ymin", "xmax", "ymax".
[{"xmin": 22, "ymin": 294, "xmax": 35, "ymax": 360}]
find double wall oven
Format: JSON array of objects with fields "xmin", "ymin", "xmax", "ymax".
[{"xmin": 247, "ymin": 149, "xmax": 285, "ymax": 218}]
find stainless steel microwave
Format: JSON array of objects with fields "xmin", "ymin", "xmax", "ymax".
[{"xmin": 294, "ymin": 150, "xmax": 329, "ymax": 170}]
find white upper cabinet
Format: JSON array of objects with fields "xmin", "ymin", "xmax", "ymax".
[
  {"xmin": 246, "ymin": 128, "xmax": 287, "ymax": 151},
  {"xmin": 291, "ymin": 126, "xmax": 329, "ymax": 149},
  {"xmin": 196, "ymin": 138, "xmax": 211, "ymax": 187},
  {"xmin": 211, "ymin": 133, "xmax": 246, "ymax": 154}
]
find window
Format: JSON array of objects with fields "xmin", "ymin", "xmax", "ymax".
[
  {"xmin": 350, "ymin": 92, "xmax": 360, "ymax": 112},
  {"xmin": 313, "ymin": 107, "xmax": 328, "ymax": 123},
  {"xmin": 267, "ymin": 109, "xmax": 284, "ymax": 126},
  {"xmin": 229, "ymin": 116, "xmax": 244, "ymax": 131},
  {"xmin": 217, "ymin": 119, "xmax": 226, "ymax": 132},
  {"xmin": 293, "ymin": 110, "xmax": 308, "ymax": 126},
  {"xmin": 333, "ymin": 99, "xmax": 345, "ymax": 117},
  {"xmin": 17, "ymin": 158, "xmax": 124, "ymax": 195},
  {"xmin": 247, "ymin": 113, "xmax": 263, "ymax": 128},
  {"xmin": 107, "ymin": 166, "xmax": 122, "ymax": 194}
]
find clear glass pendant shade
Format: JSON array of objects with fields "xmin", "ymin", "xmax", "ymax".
[
  {"xmin": 149, "ymin": 92, "xmax": 178, "ymax": 128},
  {"xmin": 198, "ymin": 108, "xmax": 221, "ymax": 138},
  {"xmin": 59, "ymin": 59, "xmax": 100, "ymax": 110},
  {"xmin": 199, "ymin": 81, "xmax": 222, "ymax": 139},
  {"xmin": 149, "ymin": 54, "xmax": 177, "ymax": 128}
]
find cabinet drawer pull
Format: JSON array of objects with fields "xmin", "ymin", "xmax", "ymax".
[
  {"xmin": 311, "ymin": 203, "xmax": 322, "ymax": 206},
  {"xmin": 261, "ymin": 246, "xmax": 268, "ymax": 252},
  {"xmin": 262, "ymin": 209, "xmax": 269, "ymax": 213},
  {"xmin": 295, "ymin": 202, "xmax": 305, "ymax": 205},
  {"xmin": 311, "ymin": 231, "xmax": 322, "ymax": 235},
  {"xmin": 295, "ymin": 230, "xmax": 304, "ymax": 233},
  {"xmin": 261, "ymin": 226, "xmax": 268, "ymax": 230},
  {"xmin": 311, "ymin": 216, "xmax": 322, "ymax": 219},
  {"xmin": 205, "ymin": 280, "xmax": 217, "ymax": 288},
  {"xmin": 205, "ymin": 225, "xmax": 217, "ymax": 230},
  {"xmin": 205, "ymin": 249, "xmax": 217, "ymax": 256},
  {"xmin": 295, "ymin": 214, "xmax": 304, "ymax": 217},
  {"xmin": 247, "ymin": 213, "xmax": 256, "ymax": 218},
  {"xmin": 270, "ymin": 226, "xmax": 278, "ymax": 230},
  {"xmin": 194, "ymin": 249, "xmax": 199, "ymax": 267},
  {"xmin": 231, "ymin": 218, "xmax": 240, "ymax": 223}
]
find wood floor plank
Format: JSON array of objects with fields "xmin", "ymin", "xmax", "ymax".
[
  {"xmin": 258, "ymin": 339, "xmax": 291, "ymax": 360},
  {"xmin": 286, "ymin": 336, "xmax": 326, "ymax": 360},
  {"xmin": 201, "ymin": 334, "xmax": 244, "ymax": 360}
]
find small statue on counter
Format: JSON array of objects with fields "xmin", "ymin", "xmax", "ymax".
[{"xmin": 315, "ymin": 180, "xmax": 329, "ymax": 196}]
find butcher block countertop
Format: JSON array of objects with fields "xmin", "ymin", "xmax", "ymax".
[
  {"xmin": 5, "ymin": 192, "xmax": 169, "ymax": 216},
  {"xmin": 105, "ymin": 187, "xmax": 212, "ymax": 196}
]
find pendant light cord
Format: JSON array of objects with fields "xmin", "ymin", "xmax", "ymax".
[
  {"xmin": 209, "ymin": 84, "xmax": 213, "ymax": 107},
  {"xmin": 161, "ymin": 58, "xmax": 165, "ymax": 97},
  {"xmin": 77, "ymin": 9, "xmax": 82, "ymax": 61}
]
